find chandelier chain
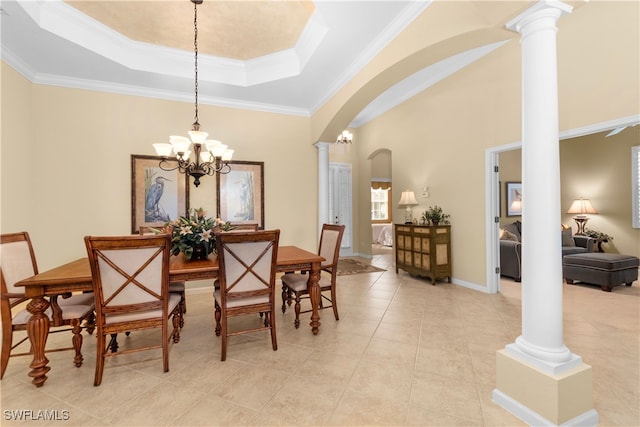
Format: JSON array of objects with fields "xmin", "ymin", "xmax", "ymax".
[{"xmin": 193, "ymin": 0, "xmax": 199, "ymax": 128}]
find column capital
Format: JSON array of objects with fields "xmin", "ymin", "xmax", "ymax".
[
  {"xmin": 314, "ymin": 141, "xmax": 332, "ymax": 151},
  {"xmin": 506, "ymin": 1, "xmax": 572, "ymax": 35}
]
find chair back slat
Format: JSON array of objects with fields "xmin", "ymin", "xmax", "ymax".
[{"xmin": 0, "ymin": 232, "xmax": 38, "ymax": 295}]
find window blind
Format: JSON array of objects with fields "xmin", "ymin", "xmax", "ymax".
[{"xmin": 633, "ymin": 146, "xmax": 640, "ymax": 228}]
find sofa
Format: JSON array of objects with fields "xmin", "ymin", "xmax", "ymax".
[{"xmin": 499, "ymin": 220, "xmax": 594, "ymax": 282}]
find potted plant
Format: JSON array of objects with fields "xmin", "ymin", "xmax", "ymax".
[
  {"xmin": 162, "ymin": 208, "xmax": 233, "ymax": 260},
  {"xmin": 423, "ymin": 205, "xmax": 450, "ymax": 226}
]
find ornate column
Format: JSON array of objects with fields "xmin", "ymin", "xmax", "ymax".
[
  {"xmin": 315, "ymin": 142, "xmax": 331, "ymax": 236},
  {"xmin": 493, "ymin": 2, "xmax": 598, "ymax": 426}
]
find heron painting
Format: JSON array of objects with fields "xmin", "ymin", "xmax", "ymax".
[
  {"xmin": 132, "ymin": 155, "xmax": 188, "ymax": 234},
  {"xmin": 144, "ymin": 169, "xmax": 174, "ymax": 222}
]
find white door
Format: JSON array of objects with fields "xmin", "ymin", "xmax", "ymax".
[{"xmin": 329, "ymin": 162, "xmax": 352, "ymax": 255}]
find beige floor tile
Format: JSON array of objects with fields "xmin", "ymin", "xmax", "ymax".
[{"xmin": 2, "ymin": 252, "xmax": 637, "ymax": 427}]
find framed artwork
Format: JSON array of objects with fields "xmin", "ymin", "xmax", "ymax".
[
  {"xmin": 131, "ymin": 155, "xmax": 189, "ymax": 234},
  {"xmin": 506, "ymin": 181, "xmax": 522, "ymax": 217},
  {"xmin": 216, "ymin": 161, "xmax": 264, "ymax": 229}
]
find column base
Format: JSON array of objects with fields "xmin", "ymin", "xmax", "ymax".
[{"xmin": 493, "ymin": 350, "xmax": 598, "ymax": 426}]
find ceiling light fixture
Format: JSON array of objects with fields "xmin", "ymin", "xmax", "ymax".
[
  {"xmin": 153, "ymin": 0, "xmax": 233, "ymax": 187},
  {"xmin": 336, "ymin": 130, "xmax": 353, "ymax": 144}
]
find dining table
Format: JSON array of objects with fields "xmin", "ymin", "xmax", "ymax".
[{"xmin": 15, "ymin": 245, "xmax": 324, "ymax": 387}]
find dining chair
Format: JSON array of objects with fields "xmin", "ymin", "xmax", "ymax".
[
  {"xmin": 213, "ymin": 230, "xmax": 280, "ymax": 361},
  {"xmin": 227, "ymin": 224, "xmax": 259, "ymax": 232},
  {"xmin": 0, "ymin": 232, "xmax": 95, "ymax": 379},
  {"xmin": 140, "ymin": 226, "xmax": 187, "ymax": 318},
  {"xmin": 281, "ymin": 223, "xmax": 345, "ymax": 328},
  {"xmin": 84, "ymin": 234, "xmax": 182, "ymax": 386}
]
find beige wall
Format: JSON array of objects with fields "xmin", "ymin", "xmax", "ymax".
[
  {"xmin": 353, "ymin": 1, "xmax": 639, "ymax": 286},
  {"xmin": 1, "ymin": 64, "xmax": 317, "ymax": 270}
]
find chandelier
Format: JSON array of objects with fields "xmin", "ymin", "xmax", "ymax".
[
  {"xmin": 336, "ymin": 130, "xmax": 353, "ymax": 144},
  {"xmin": 153, "ymin": 0, "xmax": 233, "ymax": 187}
]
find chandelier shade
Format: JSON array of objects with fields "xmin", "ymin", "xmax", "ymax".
[{"xmin": 152, "ymin": 0, "xmax": 232, "ymax": 187}]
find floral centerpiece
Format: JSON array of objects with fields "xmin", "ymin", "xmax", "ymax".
[{"xmin": 164, "ymin": 208, "xmax": 233, "ymax": 260}]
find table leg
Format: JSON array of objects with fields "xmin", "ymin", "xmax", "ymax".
[
  {"xmin": 308, "ymin": 260, "xmax": 322, "ymax": 334},
  {"xmin": 26, "ymin": 296, "xmax": 51, "ymax": 387}
]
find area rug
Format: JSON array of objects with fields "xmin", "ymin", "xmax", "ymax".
[{"xmin": 337, "ymin": 258, "xmax": 386, "ymax": 276}]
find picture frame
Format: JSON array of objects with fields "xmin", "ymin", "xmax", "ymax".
[
  {"xmin": 216, "ymin": 161, "xmax": 264, "ymax": 229},
  {"xmin": 131, "ymin": 154, "xmax": 189, "ymax": 234},
  {"xmin": 506, "ymin": 181, "xmax": 522, "ymax": 217}
]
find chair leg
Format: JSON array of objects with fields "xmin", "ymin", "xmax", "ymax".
[
  {"xmin": 163, "ymin": 324, "xmax": 169, "ymax": 373},
  {"xmin": 71, "ymin": 319, "xmax": 84, "ymax": 368},
  {"xmin": 270, "ymin": 311, "xmax": 277, "ymax": 351},
  {"xmin": 108, "ymin": 334, "xmax": 119, "ymax": 353},
  {"xmin": 220, "ymin": 314, "xmax": 227, "ymax": 362},
  {"xmin": 214, "ymin": 301, "xmax": 222, "ymax": 336},
  {"xmin": 294, "ymin": 292, "xmax": 301, "ymax": 329},
  {"xmin": 331, "ymin": 287, "xmax": 339, "ymax": 321},
  {"xmin": 172, "ymin": 311, "xmax": 181, "ymax": 344},
  {"xmin": 281, "ymin": 285, "xmax": 288, "ymax": 313},
  {"xmin": 85, "ymin": 312, "xmax": 96, "ymax": 335},
  {"xmin": 94, "ymin": 334, "xmax": 106, "ymax": 386},
  {"xmin": 1, "ymin": 324, "xmax": 13, "ymax": 379}
]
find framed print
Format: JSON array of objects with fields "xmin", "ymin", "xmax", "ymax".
[
  {"xmin": 131, "ymin": 155, "xmax": 189, "ymax": 234},
  {"xmin": 217, "ymin": 161, "xmax": 264, "ymax": 229},
  {"xmin": 506, "ymin": 181, "xmax": 522, "ymax": 217}
]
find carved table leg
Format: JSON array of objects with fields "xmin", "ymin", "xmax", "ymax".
[
  {"xmin": 308, "ymin": 260, "xmax": 322, "ymax": 335},
  {"xmin": 26, "ymin": 297, "xmax": 51, "ymax": 387}
]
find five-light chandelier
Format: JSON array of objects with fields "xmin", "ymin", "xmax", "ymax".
[
  {"xmin": 336, "ymin": 130, "xmax": 353, "ymax": 144},
  {"xmin": 153, "ymin": 0, "xmax": 233, "ymax": 187}
]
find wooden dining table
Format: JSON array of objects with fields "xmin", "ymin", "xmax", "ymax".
[{"xmin": 15, "ymin": 245, "xmax": 323, "ymax": 387}]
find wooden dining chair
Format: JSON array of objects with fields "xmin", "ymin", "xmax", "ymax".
[
  {"xmin": 0, "ymin": 232, "xmax": 95, "ymax": 379},
  {"xmin": 140, "ymin": 226, "xmax": 187, "ymax": 318},
  {"xmin": 84, "ymin": 234, "xmax": 182, "ymax": 386},
  {"xmin": 281, "ymin": 223, "xmax": 345, "ymax": 328},
  {"xmin": 214, "ymin": 230, "xmax": 280, "ymax": 361}
]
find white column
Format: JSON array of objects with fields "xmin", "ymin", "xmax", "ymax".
[
  {"xmin": 315, "ymin": 142, "xmax": 331, "ymax": 236},
  {"xmin": 506, "ymin": 1, "xmax": 581, "ymax": 374}
]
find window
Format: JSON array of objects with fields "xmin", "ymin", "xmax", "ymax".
[
  {"xmin": 371, "ymin": 182, "xmax": 392, "ymax": 223},
  {"xmin": 633, "ymin": 146, "xmax": 640, "ymax": 228}
]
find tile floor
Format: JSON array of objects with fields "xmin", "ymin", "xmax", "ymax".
[{"xmin": 1, "ymin": 247, "xmax": 638, "ymax": 426}]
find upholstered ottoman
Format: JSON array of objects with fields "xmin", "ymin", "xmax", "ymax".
[{"xmin": 563, "ymin": 253, "xmax": 639, "ymax": 292}]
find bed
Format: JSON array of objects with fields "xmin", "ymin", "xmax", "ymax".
[{"xmin": 372, "ymin": 223, "xmax": 393, "ymax": 246}]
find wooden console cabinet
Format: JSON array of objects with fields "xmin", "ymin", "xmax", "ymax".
[{"xmin": 394, "ymin": 224, "xmax": 451, "ymax": 285}]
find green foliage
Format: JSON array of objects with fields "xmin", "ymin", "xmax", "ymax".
[
  {"xmin": 584, "ymin": 228, "xmax": 613, "ymax": 241},
  {"xmin": 422, "ymin": 205, "xmax": 451, "ymax": 225}
]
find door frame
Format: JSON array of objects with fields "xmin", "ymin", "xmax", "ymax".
[{"xmin": 485, "ymin": 115, "xmax": 639, "ymax": 294}]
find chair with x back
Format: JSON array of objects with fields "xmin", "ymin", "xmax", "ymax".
[
  {"xmin": 0, "ymin": 232, "xmax": 95, "ymax": 379},
  {"xmin": 84, "ymin": 234, "xmax": 182, "ymax": 386},
  {"xmin": 281, "ymin": 223, "xmax": 344, "ymax": 328},
  {"xmin": 214, "ymin": 230, "xmax": 280, "ymax": 361}
]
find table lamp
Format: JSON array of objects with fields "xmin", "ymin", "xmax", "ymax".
[
  {"xmin": 567, "ymin": 198, "xmax": 598, "ymax": 235},
  {"xmin": 398, "ymin": 190, "xmax": 418, "ymax": 224}
]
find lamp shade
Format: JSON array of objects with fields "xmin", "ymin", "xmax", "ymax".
[
  {"xmin": 398, "ymin": 190, "xmax": 418, "ymax": 206},
  {"xmin": 567, "ymin": 198, "xmax": 598, "ymax": 215}
]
